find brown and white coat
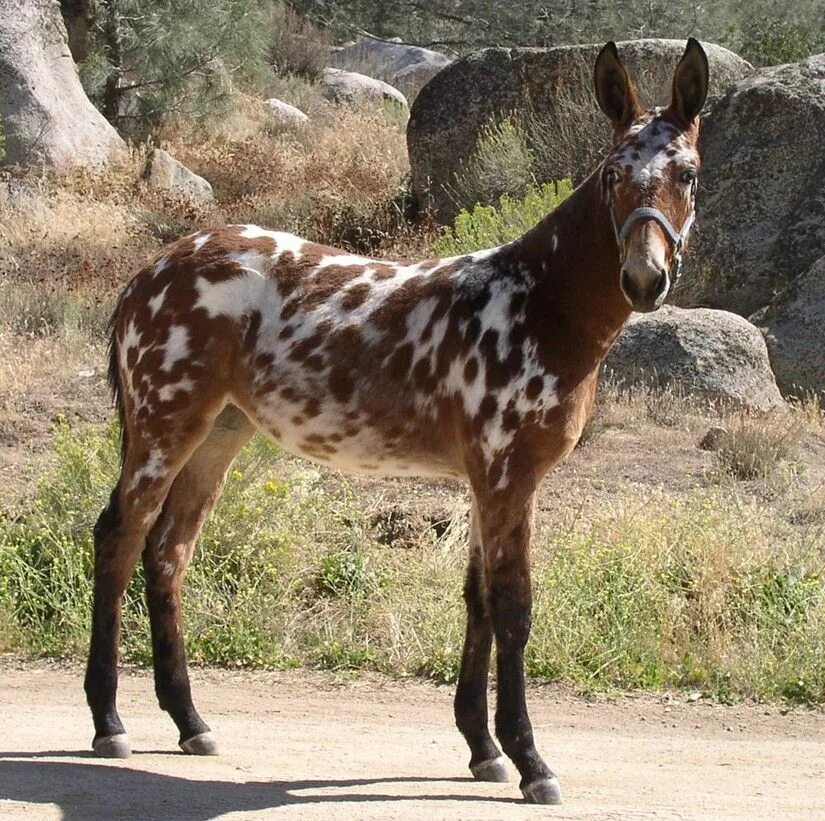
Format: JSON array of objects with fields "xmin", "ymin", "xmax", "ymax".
[{"xmin": 85, "ymin": 39, "xmax": 710, "ymax": 805}]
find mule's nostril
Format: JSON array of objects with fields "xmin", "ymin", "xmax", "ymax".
[
  {"xmin": 654, "ymin": 270, "xmax": 668, "ymax": 296},
  {"xmin": 620, "ymin": 268, "xmax": 637, "ymax": 301}
]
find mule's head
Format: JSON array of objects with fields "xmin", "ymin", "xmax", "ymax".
[{"xmin": 594, "ymin": 38, "xmax": 708, "ymax": 312}]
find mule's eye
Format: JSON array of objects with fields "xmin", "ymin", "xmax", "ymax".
[
  {"xmin": 680, "ymin": 168, "xmax": 697, "ymax": 185},
  {"xmin": 604, "ymin": 167, "xmax": 620, "ymax": 186}
]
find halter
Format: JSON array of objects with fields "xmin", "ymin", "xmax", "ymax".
[{"xmin": 608, "ymin": 192, "xmax": 696, "ymax": 282}]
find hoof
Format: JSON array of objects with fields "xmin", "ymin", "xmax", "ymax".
[
  {"xmin": 522, "ymin": 776, "xmax": 563, "ymax": 805},
  {"xmin": 470, "ymin": 756, "xmax": 509, "ymax": 782},
  {"xmin": 93, "ymin": 733, "xmax": 131, "ymax": 759},
  {"xmin": 180, "ymin": 731, "xmax": 219, "ymax": 756}
]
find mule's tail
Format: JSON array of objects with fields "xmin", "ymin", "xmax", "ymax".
[{"xmin": 107, "ymin": 300, "xmax": 129, "ymax": 465}]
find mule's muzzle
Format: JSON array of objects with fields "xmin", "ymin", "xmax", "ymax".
[
  {"xmin": 620, "ymin": 266, "xmax": 669, "ymax": 313},
  {"xmin": 609, "ymin": 204, "xmax": 694, "ymax": 312}
]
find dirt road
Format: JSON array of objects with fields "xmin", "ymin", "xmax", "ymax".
[{"xmin": 1, "ymin": 662, "xmax": 823, "ymax": 820}]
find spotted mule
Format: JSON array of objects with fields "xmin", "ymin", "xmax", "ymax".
[{"xmin": 85, "ymin": 39, "xmax": 709, "ymax": 804}]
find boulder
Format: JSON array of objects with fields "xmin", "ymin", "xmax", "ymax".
[
  {"xmin": 602, "ymin": 306, "xmax": 784, "ymax": 411},
  {"xmin": 331, "ymin": 37, "xmax": 451, "ymax": 90},
  {"xmin": 0, "ymin": 177, "xmax": 48, "ymax": 212},
  {"xmin": 752, "ymin": 254, "xmax": 825, "ymax": 400},
  {"xmin": 320, "ymin": 67, "xmax": 408, "ymax": 108},
  {"xmin": 0, "ymin": 0, "xmax": 127, "ymax": 169},
  {"xmin": 408, "ymin": 39, "xmax": 751, "ymax": 221},
  {"xmin": 144, "ymin": 149, "xmax": 213, "ymax": 203},
  {"xmin": 264, "ymin": 98, "xmax": 309, "ymax": 124},
  {"xmin": 675, "ymin": 54, "xmax": 825, "ymax": 316}
]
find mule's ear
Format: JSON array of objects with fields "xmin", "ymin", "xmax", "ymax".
[
  {"xmin": 669, "ymin": 38, "xmax": 709, "ymax": 123},
  {"xmin": 594, "ymin": 41, "xmax": 641, "ymax": 126}
]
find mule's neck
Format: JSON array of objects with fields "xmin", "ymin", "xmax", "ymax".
[{"xmin": 501, "ymin": 169, "xmax": 632, "ymax": 359}]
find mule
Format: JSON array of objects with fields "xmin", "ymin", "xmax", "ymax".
[{"xmin": 85, "ymin": 39, "xmax": 709, "ymax": 804}]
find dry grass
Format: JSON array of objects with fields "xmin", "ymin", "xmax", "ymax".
[
  {"xmin": 165, "ymin": 102, "xmax": 410, "ymax": 250},
  {"xmin": 0, "ymin": 151, "xmax": 216, "ymax": 292},
  {"xmin": 265, "ymin": 4, "xmax": 332, "ymax": 81},
  {"xmin": 713, "ymin": 412, "xmax": 806, "ymax": 481},
  {"xmin": 0, "ymin": 89, "xmax": 413, "ymax": 298}
]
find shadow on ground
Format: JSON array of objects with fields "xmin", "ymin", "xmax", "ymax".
[{"xmin": 0, "ymin": 756, "xmax": 515, "ymax": 819}]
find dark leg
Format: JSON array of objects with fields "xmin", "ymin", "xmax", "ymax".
[
  {"xmin": 84, "ymin": 484, "xmax": 133, "ymax": 757},
  {"xmin": 479, "ymin": 486, "xmax": 562, "ymax": 804},
  {"xmin": 143, "ymin": 405, "xmax": 254, "ymax": 753},
  {"xmin": 454, "ymin": 504, "xmax": 507, "ymax": 781},
  {"xmin": 84, "ymin": 406, "xmax": 226, "ymax": 758},
  {"xmin": 84, "ymin": 455, "xmax": 179, "ymax": 757}
]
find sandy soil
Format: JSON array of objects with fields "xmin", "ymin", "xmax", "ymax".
[{"xmin": 1, "ymin": 662, "xmax": 823, "ymax": 820}]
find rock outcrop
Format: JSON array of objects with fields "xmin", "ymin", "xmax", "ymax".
[
  {"xmin": 144, "ymin": 149, "xmax": 213, "ymax": 203},
  {"xmin": 675, "ymin": 54, "xmax": 825, "ymax": 316},
  {"xmin": 0, "ymin": 0, "xmax": 126, "ymax": 169},
  {"xmin": 752, "ymin": 254, "xmax": 825, "ymax": 400},
  {"xmin": 265, "ymin": 98, "xmax": 309, "ymax": 124},
  {"xmin": 321, "ymin": 67, "xmax": 408, "ymax": 108},
  {"xmin": 408, "ymin": 39, "xmax": 750, "ymax": 220},
  {"xmin": 603, "ymin": 306, "xmax": 784, "ymax": 410},
  {"xmin": 331, "ymin": 37, "xmax": 451, "ymax": 90}
]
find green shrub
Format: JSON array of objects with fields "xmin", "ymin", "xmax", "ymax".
[
  {"xmin": 316, "ymin": 549, "xmax": 377, "ymax": 599},
  {"xmin": 432, "ymin": 179, "xmax": 573, "ymax": 257},
  {"xmin": 2, "ymin": 422, "xmax": 824, "ymax": 702},
  {"xmin": 79, "ymin": 0, "xmax": 270, "ymax": 129},
  {"xmin": 739, "ymin": 17, "xmax": 825, "ymax": 66},
  {"xmin": 315, "ymin": 639, "xmax": 376, "ymax": 671},
  {"xmin": 449, "ymin": 117, "xmax": 536, "ymax": 210}
]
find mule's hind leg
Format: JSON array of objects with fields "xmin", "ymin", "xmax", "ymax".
[
  {"xmin": 455, "ymin": 503, "xmax": 508, "ymax": 782},
  {"xmin": 142, "ymin": 405, "xmax": 254, "ymax": 754},
  {"xmin": 85, "ymin": 406, "xmax": 226, "ymax": 758}
]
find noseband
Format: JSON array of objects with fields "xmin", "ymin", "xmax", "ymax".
[{"xmin": 608, "ymin": 199, "xmax": 695, "ymax": 282}]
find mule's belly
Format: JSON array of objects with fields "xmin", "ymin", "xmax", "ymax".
[{"xmin": 239, "ymin": 379, "xmax": 461, "ymax": 480}]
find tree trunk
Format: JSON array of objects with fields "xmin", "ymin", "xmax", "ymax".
[
  {"xmin": 101, "ymin": 0, "xmax": 123, "ymax": 125},
  {"xmin": 60, "ymin": 0, "xmax": 98, "ymax": 62}
]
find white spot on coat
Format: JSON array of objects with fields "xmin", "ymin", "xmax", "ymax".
[
  {"xmin": 161, "ymin": 326, "xmax": 190, "ymax": 371},
  {"xmin": 193, "ymin": 233, "xmax": 211, "ymax": 252}
]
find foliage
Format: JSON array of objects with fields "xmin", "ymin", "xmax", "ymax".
[
  {"xmin": 714, "ymin": 413, "xmax": 805, "ymax": 480},
  {"xmin": 287, "ymin": 0, "xmax": 825, "ymax": 66},
  {"xmin": 266, "ymin": 3, "xmax": 332, "ymax": 79},
  {"xmin": 77, "ymin": 0, "xmax": 270, "ymax": 130},
  {"xmin": 432, "ymin": 180, "xmax": 573, "ymax": 257},
  {"xmin": 2, "ymin": 418, "xmax": 823, "ymax": 702},
  {"xmin": 449, "ymin": 117, "xmax": 536, "ymax": 210},
  {"xmin": 288, "ymin": 0, "xmax": 709, "ymax": 52},
  {"xmin": 527, "ymin": 494, "xmax": 825, "ymax": 701},
  {"xmin": 737, "ymin": 17, "xmax": 825, "ymax": 66}
]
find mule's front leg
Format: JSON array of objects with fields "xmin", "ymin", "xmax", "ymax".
[
  {"xmin": 479, "ymin": 488, "xmax": 562, "ymax": 805},
  {"xmin": 454, "ymin": 504, "xmax": 507, "ymax": 782}
]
